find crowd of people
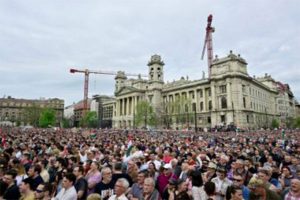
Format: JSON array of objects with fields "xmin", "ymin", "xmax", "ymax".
[{"xmin": 0, "ymin": 127, "xmax": 300, "ymax": 200}]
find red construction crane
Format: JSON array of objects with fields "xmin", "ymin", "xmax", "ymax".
[
  {"xmin": 70, "ymin": 68, "xmax": 146, "ymax": 114},
  {"xmin": 201, "ymin": 14, "xmax": 215, "ymax": 79}
]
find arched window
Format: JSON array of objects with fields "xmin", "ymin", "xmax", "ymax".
[
  {"xmin": 208, "ymin": 101, "xmax": 212, "ymax": 110},
  {"xmin": 221, "ymin": 97, "xmax": 227, "ymax": 109}
]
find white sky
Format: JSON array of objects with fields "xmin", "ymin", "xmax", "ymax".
[{"xmin": 0, "ymin": 0, "xmax": 299, "ymax": 106}]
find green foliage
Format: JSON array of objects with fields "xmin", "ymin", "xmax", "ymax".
[
  {"xmin": 23, "ymin": 104, "xmax": 42, "ymax": 127},
  {"xmin": 80, "ymin": 111, "xmax": 98, "ymax": 128},
  {"xmin": 293, "ymin": 117, "xmax": 300, "ymax": 128},
  {"xmin": 39, "ymin": 108, "xmax": 56, "ymax": 128},
  {"xmin": 134, "ymin": 101, "xmax": 157, "ymax": 128},
  {"xmin": 62, "ymin": 117, "xmax": 72, "ymax": 128},
  {"xmin": 163, "ymin": 96, "xmax": 193, "ymax": 128},
  {"xmin": 271, "ymin": 118, "xmax": 280, "ymax": 129}
]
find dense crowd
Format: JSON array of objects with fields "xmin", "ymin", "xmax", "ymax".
[{"xmin": 0, "ymin": 127, "xmax": 300, "ymax": 200}]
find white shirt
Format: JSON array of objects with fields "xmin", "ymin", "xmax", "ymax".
[
  {"xmin": 53, "ymin": 186, "xmax": 77, "ymax": 200},
  {"xmin": 108, "ymin": 194, "xmax": 128, "ymax": 200}
]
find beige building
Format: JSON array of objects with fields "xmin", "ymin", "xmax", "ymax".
[
  {"xmin": 0, "ymin": 96, "xmax": 64, "ymax": 126},
  {"xmin": 112, "ymin": 51, "xmax": 297, "ymax": 130}
]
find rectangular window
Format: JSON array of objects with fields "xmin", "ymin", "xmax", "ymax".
[{"xmin": 219, "ymin": 85, "xmax": 227, "ymax": 93}]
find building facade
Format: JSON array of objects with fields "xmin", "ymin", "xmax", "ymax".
[
  {"xmin": 112, "ymin": 52, "xmax": 297, "ymax": 130},
  {"xmin": 0, "ymin": 96, "xmax": 64, "ymax": 126},
  {"xmin": 91, "ymin": 95, "xmax": 115, "ymax": 128}
]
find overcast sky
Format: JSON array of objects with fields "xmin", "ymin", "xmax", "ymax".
[{"xmin": 0, "ymin": 0, "xmax": 299, "ymax": 106}]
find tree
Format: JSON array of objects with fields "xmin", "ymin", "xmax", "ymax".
[
  {"xmin": 134, "ymin": 101, "xmax": 157, "ymax": 128},
  {"xmin": 39, "ymin": 108, "xmax": 56, "ymax": 128},
  {"xmin": 23, "ymin": 104, "xmax": 42, "ymax": 127},
  {"xmin": 271, "ymin": 118, "xmax": 280, "ymax": 129},
  {"xmin": 293, "ymin": 117, "xmax": 300, "ymax": 128},
  {"xmin": 165, "ymin": 95, "xmax": 193, "ymax": 129},
  {"xmin": 80, "ymin": 111, "xmax": 98, "ymax": 128}
]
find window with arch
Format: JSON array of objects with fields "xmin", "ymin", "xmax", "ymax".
[
  {"xmin": 208, "ymin": 101, "xmax": 212, "ymax": 110},
  {"xmin": 221, "ymin": 96, "xmax": 227, "ymax": 109}
]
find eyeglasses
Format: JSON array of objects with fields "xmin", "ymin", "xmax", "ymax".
[
  {"xmin": 233, "ymin": 178, "xmax": 243, "ymax": 182},
  {"xmin": 35, "ymin": 189, "xmax": 44, "ymax": 193}
]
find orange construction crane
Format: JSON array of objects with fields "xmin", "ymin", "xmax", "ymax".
[
  {"xmin": 201, "ymin": 14, "xmax": 215, "ymax": 79},
  {"xmin": 70, "ymin": 68, "xmax": 146, "ymax": 114}
]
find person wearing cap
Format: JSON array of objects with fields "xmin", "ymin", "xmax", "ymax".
[
  {"xmin": 157, "ymin": 163, "xmax": 177, "ymax": 196},
  {"xmin": 248, "ymin": 177, "xmax": 281, "ymax": 200},
  {"xmin": 203, "ymin": 162, "xmax": 217, "ymax": 183},
  {"xmin": 211, "ymin": 167, "xmax": 232, "ymax": 200}
]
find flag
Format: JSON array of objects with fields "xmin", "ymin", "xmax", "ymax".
[{"xmin": 282, "ymin": 129, "xmax": 285, "ymax": 139}]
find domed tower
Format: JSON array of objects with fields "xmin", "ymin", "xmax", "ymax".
[
  {"xmin": 114, "ymin": 71, "xmax": 127, "ymax": 93},
  {"xmin": 148, "ymin": 54, "xmax": 164, "ymax": 83}
]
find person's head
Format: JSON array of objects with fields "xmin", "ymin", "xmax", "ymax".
[
  {"xmin": 42, "ymin": 182, "xmax": 53, "ymax": 198},
  {"xmin": 90, "ymin": 161, "xmax": 99, "ymax": 171},
  {"xmin": 113, "ymin": 162, "xmax": 123, "ymax": 172},
  {"xmin": 127, "ymin": 160, "xmax": 136, "ymax": 170},
  {"xmin": 204, "ymin": 181, "xmax": 216, "ymax": 196},
  {"xmin": 257, "ymin": 168, "xmax": 271, "ymax": 183},
  {"xmin": 282, "ymin": 166, "xmax": 292, "ymax": 176},
  {"xmin": 207, "ymin": 162, "xmax": 217, "ymax": 172},
  {"xmin": 101, "ymin": 167, "xmax": 112, "ymax": 183},
  {"xmin": 28, "ymin": 164, "xmax": 42, "ymax": 177},
  {"xmin": 34, "ymin": 183, "xmax": 45, "ymax": 200},
  {"xmin": 19, "ymin": 178, "xmax": 33, "ymax": 194},
  {"xmin": 55, "ymin": 157, "xmax": 66, "ymax": 168},
  {"xmin": 248, "ymin": 177, "xmax": 266, "ymax": 197},
  {"xmin": 3, "ymin": 169, "xmax": 17, "ymax": 186},
  {"xmin": 290, "ymin": 179, "xmax": 300, "ymax": 193},
  {"xmin": 168, "ymin": 178, "xmax": 177, "ymax": 190},
  {"xmin": 114, "ymin": 178, "xmax": 129, "ymax": 196},
  {"xmin": 176, "ymin": 179, "xmax": 188, "ymax": 192},
  {"xmin": 73, "ymin": 165, "xmax": 85, "ymax": 178},
  {"xmin": 232, "ymin": 174, "xmax": 244, "ymax": 187},
  {"xmin": 137, "ymin": 171, "xmax": 148, "ymax": 185},
  {"xmin": 226, "ymin": 186, "xmax": 243, "ymax": 200},
  {"xmin": 148, "ymin": 162, "xmax": 157, "ymax": 171},
  {"xmin": 38, "ymin": 160, "xmax": 48, "ymax": 170},
  {"xmin": 162, "ymin": 163, "xmax": 172, "ymax": 175},
  {"xmin": 87, "ymin": 193, "xmax": 102, "ymax": 200},
  {"xmin": 220, "ymin": 155, "xmax": 229, "ymax": 165},
  {"xmin": 62, "ymin": 173, "xmax": 76, "ymax": 189},
  {"xmin": 191, "ymin": 170, "xmax": 203, "ymax": 187},
  {"xmin": 216, "ymin": 167, "xmax": 227, "ymax": 180},
  {"xmin": 143, "ymin": 177, "xmax": 155, "ymax": 195}
]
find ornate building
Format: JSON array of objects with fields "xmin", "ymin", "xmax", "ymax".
[
  {"xmin": 0, "ymin": 96, "xmax": 64, "ymax": 126},
  {"xmin": 112, "ymin": 52, "xmax": 297, "ymax": 130}
]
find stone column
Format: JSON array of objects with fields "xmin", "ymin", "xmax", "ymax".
[
  {"xmin": 203, "ymin": 88, "xmax": 206, "ymax": 111},
  {"xmin": 122, "ymin": 98, "xmax": 125, "ymax": 116},
  {"xmin": 227, "ymin": 82, "xmax": 232, "ymax": 109}
]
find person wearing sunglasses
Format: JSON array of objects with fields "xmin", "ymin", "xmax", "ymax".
[
  {"xmin": 230, "ymin": 173, "xmax": 249, "ymax": 200},
  {"xmin": 35, "ymin": 183, "xmax": 46, "ymax": 200}
]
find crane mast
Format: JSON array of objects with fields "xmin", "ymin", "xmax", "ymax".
[{"xmin": 201, "ymin": 14, "xmax": 215, "ymax": 79}]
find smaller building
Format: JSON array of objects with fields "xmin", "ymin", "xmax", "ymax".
[
  {"xmin": 0, "ymin": 96, "xmax": 64, "ymax": 126},
  {"xmin": 91, "ymin": 95, "xmax": 115, "ymax": 128}
]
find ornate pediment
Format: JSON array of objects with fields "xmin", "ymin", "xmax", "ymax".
[{"xmin": 115, "ymin": 86, "xmax": 144, "ymax": 96}]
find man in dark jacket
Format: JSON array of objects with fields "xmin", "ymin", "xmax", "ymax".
[{"xmin": 2, "ymin": 169, "xmax": 21, "ymax": 200}]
